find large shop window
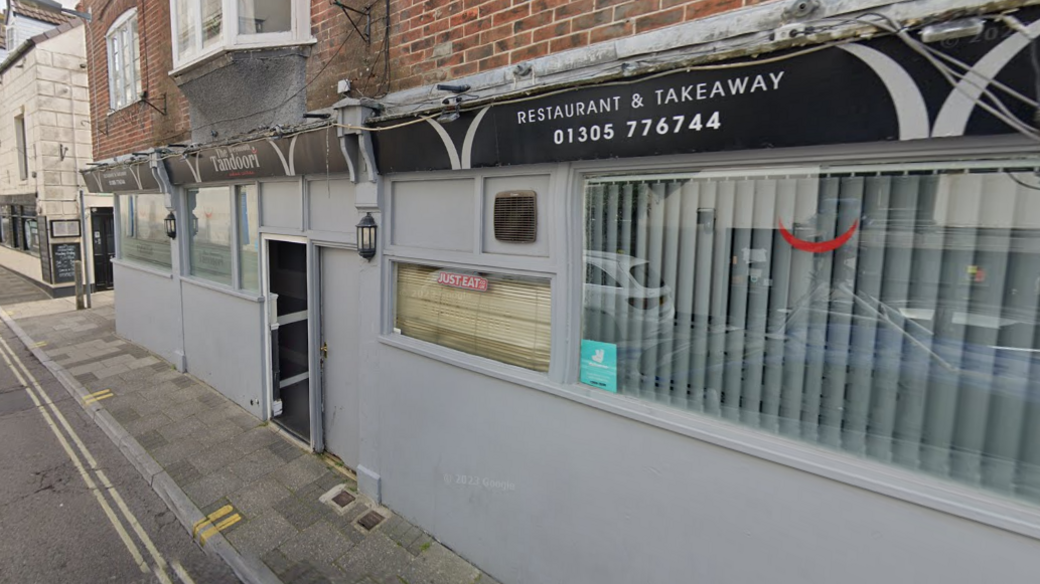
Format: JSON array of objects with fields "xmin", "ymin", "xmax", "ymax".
[
  {"xmin": 395, "ymin": 263, "xmax": 552, "ymax": 372},
  {"xmin": 119, "ymin": 194, "xmax": 172, "ymax": 270},
  {"xmin": 2, "ymin": 205, "xmax": 39, "ymax": 256},
  {"xmin": 239, "ymin": 185, "xmax": 260, "ymax": 293},
  {"xmin": 188, "ymin": 187, "xmax": 233, "ymax": 286},
  {"xmin": 188, "ymin": 184, "xmax": 258, "ymax": 291},
  {"xmin": 582, "ymin": 162, "xmax": 1040, "ymax": 504}
]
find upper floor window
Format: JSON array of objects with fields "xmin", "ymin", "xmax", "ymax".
[
  {"xmin": 106, "ymin": 10, "xmax": 142, "ymax": 111},
  {"xmin": 14, "ymin": 114, "xmax": 28, "ymax": 181},
  {"xmin": 172, "ymin": 0, "xmax": 309, "ymax": 70}
]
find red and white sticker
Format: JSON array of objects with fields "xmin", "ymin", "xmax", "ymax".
[{"xmin": 437, "ymin": 271, "xmax": 488, "ymax": 292}]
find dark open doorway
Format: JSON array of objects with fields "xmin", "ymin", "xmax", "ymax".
[
  {"xmin": 267, "ymin": 240, "xmax": 311, "ymax": 441},
  {"xmin": 91, "ymin": 208, "xmax": 115, "ymax": 291}
]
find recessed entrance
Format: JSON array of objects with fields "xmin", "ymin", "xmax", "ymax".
[{"xmin": 266, "ymin": 239, "xmax": 310, "ymax": 440}]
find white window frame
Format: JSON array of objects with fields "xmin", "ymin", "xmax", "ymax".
[
  {"xmin": 106, "ymin": 9, "xmax": 142, "ymax": 112},
  {"xmin": 170, "ymin": 0, "xmax": 311, "ymax": 72}
]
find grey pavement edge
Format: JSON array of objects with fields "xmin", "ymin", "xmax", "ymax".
[{"xmin": 0, "ymin": 305, "xmax": 282, "ymax": 584}]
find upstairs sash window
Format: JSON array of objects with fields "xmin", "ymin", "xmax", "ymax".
[{"xmin": 106, "ymin": 10, "xmax": 142, "ymax": 111}]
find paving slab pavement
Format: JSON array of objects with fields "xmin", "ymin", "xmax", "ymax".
[{"xmin": 0, "ymin": 293, "xmax": 499, "ymax": 584}]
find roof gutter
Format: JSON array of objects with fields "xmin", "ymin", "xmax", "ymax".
[{"xmin": 0, "ymin": 36, "xmax": 37, "ymax": 77}]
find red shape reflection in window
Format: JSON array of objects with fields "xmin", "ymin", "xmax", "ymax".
[{"xmin": 778, "ymin": 218, "xmax": 859, "ymax": 253}]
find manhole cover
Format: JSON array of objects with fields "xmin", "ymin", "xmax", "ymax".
[
  {"xmin": 331, "ymin": 491, "xmax": 355, "ymax": 509},
  {"xmin": 358, "ymin": 511, "xmax": 384, "ymax": 531}
]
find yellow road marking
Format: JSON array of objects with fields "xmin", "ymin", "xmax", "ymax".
[
  {"xmin": 0, "ymin": 335, "xmax": 174, "ymax": 584},
  {"xmin": 84, "ymin": 393, "xmax": 114, "ymax": 404},
  {"xmin": 34, "ymin": 341, "xmax": 47, "ymax": 347},
  {"xmin": 199, "ymin": 513, "xmax": 241, "ymax": 545},
  {"xmin": 171, "ymin": 561, "xmax": 197, "ymax": 584},
  {"xmin": 0, "ymin": 339, "xmax": 151, "ymax": 574},
  {"xmin": 192, "ymin": 505, "xmax": 234, "ymax": 537},
  {"xmin": 87, "ymin": 389, "xmax": 113, "ymax": 397}
]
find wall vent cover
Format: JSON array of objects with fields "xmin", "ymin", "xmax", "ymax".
[{"xmin": 494, "ymin": 190, "xmax": 537, "ymax": 243}]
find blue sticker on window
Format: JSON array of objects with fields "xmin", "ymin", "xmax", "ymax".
[{"xmin": 580, "ymin": 340, "xmax": 617, "ymax": 393}]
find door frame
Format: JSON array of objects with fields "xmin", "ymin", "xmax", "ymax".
[{"xmin": 261, "ymin": 233, "xmax": 324, "ymax": 450}]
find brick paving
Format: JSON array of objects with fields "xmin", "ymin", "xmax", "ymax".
[{"xmin": 0, "ymin": 280, "xmax": 498, "ymax": 584}]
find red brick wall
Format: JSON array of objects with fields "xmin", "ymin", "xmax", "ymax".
[
  {"xmin": 84, "ymin": 0, "xmax": 191, "ymax": 161},
  {"xmin": 307, "ymin": 0, "xmax": 395, "ymax": 110},
  {"xmin": 86, "ymin": 0, "xmax": 774, "ymax": 158},
  {"xmin": 386, "ymin": 0, "xmax": 778, "ymax": 91}
]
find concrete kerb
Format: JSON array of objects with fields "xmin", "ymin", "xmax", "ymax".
[{"xmin": 0, "ymin": 305, "xmax": 282, "ymax": 584}]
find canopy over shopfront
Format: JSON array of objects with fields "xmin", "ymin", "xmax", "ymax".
[{"xmin": 82, "ymin": 124, "xmax": 352, "ymax": 194}]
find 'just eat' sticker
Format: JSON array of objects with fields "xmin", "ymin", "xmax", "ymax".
[{"xmin": 436, "ymin": 272, "xmax": 488, "ymax": 292}]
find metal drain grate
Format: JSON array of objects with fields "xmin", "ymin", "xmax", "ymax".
[
  {"xmin": 358, "ymin": 510, "xmax": 385, "ymax": 531},
  {"xmin": 331, "ymin": 491, "xmax": 355, "ymax": 509}
]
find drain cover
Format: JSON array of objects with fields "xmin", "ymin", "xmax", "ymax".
[
  {"xmin": 358, "ymin": 511, "xmax": 385, "ymax": 531},
  {"xmin": 331, "ymin": 491, "xmax": 355, "ymax": 509}
]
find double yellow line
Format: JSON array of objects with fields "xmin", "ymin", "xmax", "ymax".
[
  {"xmin": 84, "ymin": 389, "xmax": 114, "ymax": 404},
  {"xmin": 192, "ymin": 505, "xmax": 242, "ymax": 546},
  {"xmin": 0, "ymin": 329, "xmax": 180, "ymax": 584}
]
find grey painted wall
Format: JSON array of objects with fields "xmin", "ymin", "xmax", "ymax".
[
  {"xmin": 391, "ymin": 178, "xmax": 474, "ymax": 251},
  {"xmin": 261, "ymin": 180, "xmax": 303, "ymax": 231},
  {"xmin": 181, "ymin": 280, "xmax": 264, "ymax": 417},
  {"xmin": 309, "ymin": 179, "xmax": 356, "ymax": 233},
  {"xmin": 112, "ymin": 263, "xmax": 182, "ymax": 365},
  {"xmin": 365, "ymin": 142, "xmax": 1040, "ymax": 583},
  {"xmin": 365, "ymin": 346, "xmax": 1040, "ymax": 584}
]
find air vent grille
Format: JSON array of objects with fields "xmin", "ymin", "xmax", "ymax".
[{"xmin": 494, "ymin": 191, "xmax": 537, "ymax": 243}]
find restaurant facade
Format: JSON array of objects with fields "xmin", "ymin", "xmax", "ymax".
[{"xmin": 83, "ymin": 0, "xmax": 1040, "ymax": 581}]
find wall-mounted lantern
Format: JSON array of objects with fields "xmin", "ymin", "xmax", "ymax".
[
  {"xmin": 356, "ymin": 212, "xmax": 377, "ymax": 260},
  {"xmin": 164, "ymin": 211, "xmax": 177, "ymax": 239}
]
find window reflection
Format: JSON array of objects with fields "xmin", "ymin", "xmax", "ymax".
[
  {"xmin": 238, "ymin": 0, "xmax": 291, "ymax": 34},
  {"xmin": 582, "ymin": 163, "xmax": 1040, "ymax": 503}
]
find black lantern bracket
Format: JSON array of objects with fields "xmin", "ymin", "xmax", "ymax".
[
  {"xmin": 356, "ymin": 212, "xmax": 377, "ymax": 260},
  {"xmin": 164, "ymin": 212, "xmax": 177, "ymax": 239}
]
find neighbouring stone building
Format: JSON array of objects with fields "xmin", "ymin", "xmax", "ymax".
[{"xmin": 0, "ymin": 0, "xmax": 110, "ymax": 296}]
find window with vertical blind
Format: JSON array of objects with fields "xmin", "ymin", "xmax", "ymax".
[
  {"xmin": 582, "ymin": 161, "xmax": 1040, "ymax": 504},
  {"xmin": 395, "ymin": 263, "xmax": 552, "ymax": 372}
]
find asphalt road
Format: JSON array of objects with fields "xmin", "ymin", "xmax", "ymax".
[{"xmin": 0, "ymin": 270, "xmax": 239, "ymax": 584}]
